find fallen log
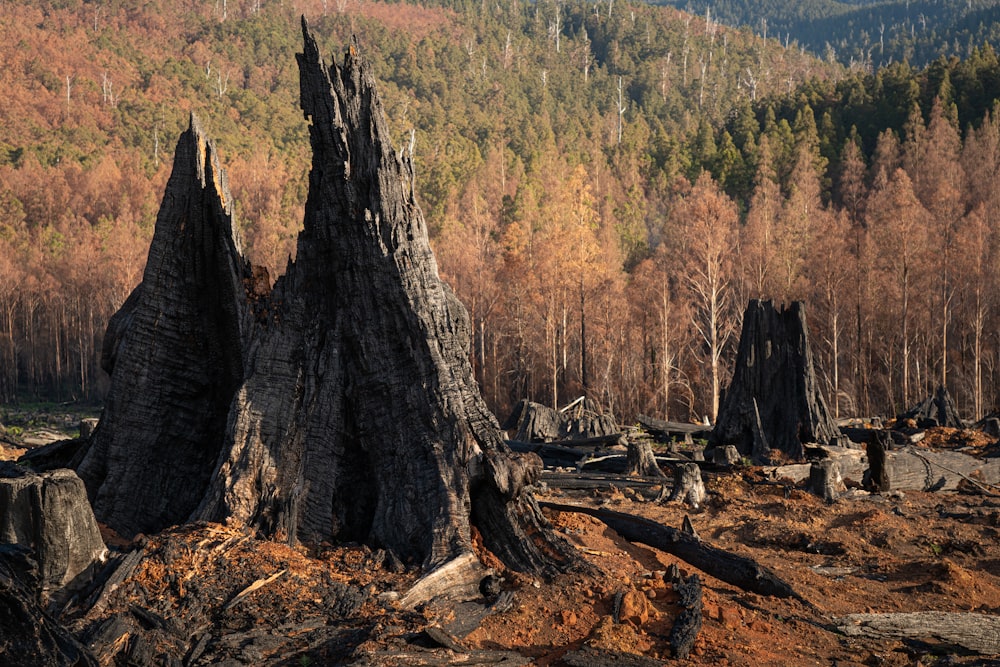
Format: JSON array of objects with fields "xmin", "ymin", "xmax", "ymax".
[
  {"xmin": 505, "ymin": 441, "xmax": 589, "ymax": 468},
  {"xmin": 539, "ymin": 502, "xmax": 803, "ymax": 601},
  {"xmin": 540, "ymin": 472, "xmax": 668, "ymax": 493},
  {"xmin": 578, "ymin": 453, "xmax": 681, "ymax": 475},
  {"xmin": 837, "ymin": 612, "xmax": 1000, "ymax": 654},
  {"xmin": 764, "ymin": 446, "xmax": 867, "ymax": 485},
  {"xmin": 636, "ymin": 415, "xmax": 711, "ymax": 440},
  {"xmin": 562, "ymin": 646, "xmax": 665, "ymax": 666},
  {"xmin": 881, "ymin": 447, "xmax": 1000, "ymax": 493},
  {"xmin": 507, "ymin": 433, "xmax": 628, "ymax": 450}
]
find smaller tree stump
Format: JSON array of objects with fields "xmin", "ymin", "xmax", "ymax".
[
  {"xmin": 713, "ymin": 445, "xmax": 741, "ymax": 466},
  {"xmin": 866, "ymin": 432, "xmax": 891, "ymax": 493},
  {"xmin": 626, "ymin": 438, "xmax": 666, "ymax": 478},
  {"xmin": 809, "ymin": 459, "xmax": 845, "ymax": 502},
  {"xmin": 662, "ymin": 463, "xmax": 706, "ymax": 508}
]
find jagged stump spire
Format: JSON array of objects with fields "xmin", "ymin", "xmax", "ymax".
[
  {"xmin": 76, "ymin": 114, "xmax": 251, "ymax": 536},
  {"xmin": 77, "ymin": 21, "xmax": 580, "ymax": 581}
]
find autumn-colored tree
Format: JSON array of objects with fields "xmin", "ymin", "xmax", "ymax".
[
  {"xmin": 835, "ymin": 136, "xmax": 873, "ymax": 414},
  {"xmin": 774, "ymin": 139, "xmax": 825, "ymax": 302},
  {"xmin": 953, "ymin": 204, "xmax": 995, "ymax": 419},
  {"xmin": 805, "ymin": 207, "xmax": 850, "ymax": 417},
  {"xmin": 668, "ymin": 171, "xmax": 738, "ymax": 421},
  {"xmin": 740, "ymin": 136, "xmax": 781, "ymax": 301},
  {"xmin": 906, "ymin": 97, "xmax": 965, "ymax": 390},
  {"xmin": 629, "ymin": 250, "xmax": 692, "ymax": 419},
  {"xmin": 866, "ymin": 167, "xmax": 930, "ymax": 409}
]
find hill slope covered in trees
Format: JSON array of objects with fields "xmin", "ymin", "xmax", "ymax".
[
  {"xmin": 5, "ymin": 0, "xmax": 1000, "ymax": 424},
  {"xmin": 652, "ymin": 0, "xmax": 1000, "ymax": 69}
]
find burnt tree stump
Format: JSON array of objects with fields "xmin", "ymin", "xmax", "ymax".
[
  {"xmin": 626, "ymin": 438, "xmax": 666, "ymax": 478},
  {"xmin": 75, "ymin": 23, "xmax": 581, "ymax": 584},
  {"xmin": 866, "ymin": 431, "xmax": 892, "ymax": 493},
  {"xmin": 809, "ymin": 459, "xmax": 846, "ymax": 502},
  {"xmin": 712, "ymin": 300, "xmax": 841, "ymax": 461},
  {"xmin": 898, "ymin": 385, "xmax": 963, "ymax": 428},
  {"xmin": 663, "ymin": 463, "xmax": 706, "ymax": 508}
]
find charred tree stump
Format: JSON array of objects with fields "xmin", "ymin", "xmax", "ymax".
[
  {"xmin": 866, "ymin": 431, "xmax": 891, "ymax": 493},
  {"xmin": 668, "ymin": 569, "xmax": 703, "ymax": 659},
  {"xmin": 626, "ymin": 438, "xmax": 666, "ymax": 478},
  {"xmin": 0, "ymin": 463, "xmax": 106, "ymax": 601},
  {"xmin": 712, "ymin": 300, "xmax": 841, "ymax": 461},
  {"xmin": 713, "ymin": 445, "xmax": 741, "ymax": 466},
  {"xmin": 809, "ymin": 459, "xmax": 845, "ymax": 502},
  {"xmin": 660, "ymin": 463, "xmax": 706, "ymax": 508},
  {"xmin": 75, "ymin": 23, "xmax": 581, "ymax": 584},
  {"xmin": 897, "ymin": 385, "xmax": 963, "ymax": 428},
  {"xmin": 74, "ymin": 114, "xmax": 251, "ymax": 537}
]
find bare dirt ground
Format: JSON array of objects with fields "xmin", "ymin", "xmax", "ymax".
[{"xmin": 56, "ymin": 427, "xmax": 997, "ymax": 666}]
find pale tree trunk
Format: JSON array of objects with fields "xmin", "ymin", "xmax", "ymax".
[
  {"xmin": 972, "ymin": 290, "xmax": 985, "ymax": 420},
  {"xmin": 831, "ymin": 307, "xmax": 839, "ymax": 419},
  {"xmin": 660, "ymin": 287, "xmax": 671, "ymax": 419},
  {"xmin": 902, "ymin": 261, "xmax": 910, "ymax": 408}
]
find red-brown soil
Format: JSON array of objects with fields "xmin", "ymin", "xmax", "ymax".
[{"xmin": 70, "ymin": 430, "xmax": 1000, "ymax": 665}]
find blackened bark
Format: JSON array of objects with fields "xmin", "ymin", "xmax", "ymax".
[
  {"xmin": 898, "ymin": 385, "xmax": 963, "ymax": 428},
  {"xmin": 0, "ymin": 548, "xmax": 98, "ymax": 667},
  {"xmin": 80, "ymin": 22, "xmax": 580, "ymax": 579},
  {"xmin": 866, "ymin": 432, "xmax": 891, "ymax": 493},
  {"xmin": 712, "ymin": 300, "xmax": 841, "ymax": 461},
  {"xmin": 0, "ymin": 463, "xmax": 106, "ymax": 597},
  {"xmin": 75, "ymin": 115, "xmax": 251, "ymax": 538},
  {"xmin": 668, "ymin": 570, "xmax": 703, "ymax": 659}
]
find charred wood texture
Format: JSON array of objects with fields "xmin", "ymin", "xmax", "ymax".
[
  {"xmin": 668, "ymin": 570, "xmax": 703, "ymax": 659},
  {"xmin": 504, "ymin": 398, "xmax": 618, "ymax": 443},
  {"xmin": 75, "ymin": 114, "xmax": 251, "ymax": 537},
  {"xmin": 712, "ymin": 300, "xmax": 841, "ymax": 461},
  {"xmin": 866, "ymin": 432, "xmax": 891, "ymax": 493},
  {"xmin": 897, "ymin": 385, "xmax": 963, "ymax": 428},
  {"xmin": 0, "ymin": 463, "xmax": 106, "ymax": 599},
  {"xmin": 0, "ymin": 546, "xmax": 98, "ymax": 667},
  {"xmin": 76, "ymin": 22, "xmax": 580, "ymax": 579}
]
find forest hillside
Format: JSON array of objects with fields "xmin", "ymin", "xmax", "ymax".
[
  {"xmin": 653, "ymin": 0, "xmax": 1000, "ymax": 70},
  {"xmin": 4, "ymin": 0, "xmax": 1000, "ymax": 424}
]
